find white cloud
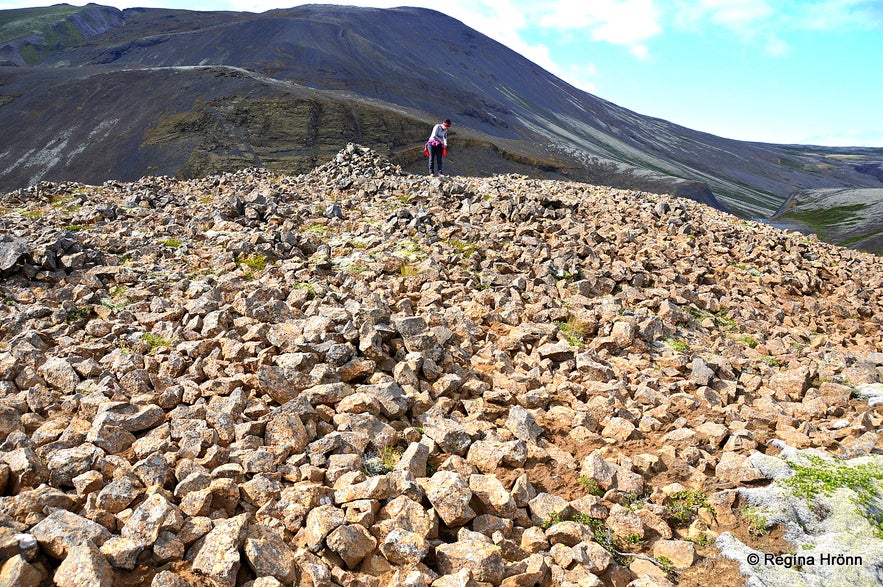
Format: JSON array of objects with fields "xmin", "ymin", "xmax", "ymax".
[
  {"xmin": 798, "ymin": 0, "xmax": 883, "ymax": 30},
  {"xmin": 799, "ymin": 128, "xmax": 883, "ymax": 148},
  {"xmin": 764, "ymin": 35, "xmax": 789, "ymax": 56},
  {"xmin": 630, "ymin": 44, "xmax": 651, "ymax": 60},
  {"xmin": 698, "ymin": 0, "xmax": 773, "ymax": 27},
  {"xmin": 538, "ymin": 0, "xmax": 662, "ymax": 46}
]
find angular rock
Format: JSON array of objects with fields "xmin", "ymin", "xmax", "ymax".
[
  {"xmin": 243, "ymin": 524, "xmax": 298, "ymax": 584},
  {"xmin": 435, "ymin": 540, "xmax": 504, "ymax": 584},
  {"xmin": 31, "ymin": 510, "xmax": 112, "ymax": 559},
  {"xmin": 326, "ymin": 523, "xmax": 377, "ymax": 569},
  {"xmin": 424, "ymin": 470, "xmax": 475, "ymax": 526},
  {"xmin": 54, "ymin": 541, "xmax": 113, "ymax": 587},
  {"xmin": 192, "ymin": 514, "xmax": 248, "ymax": 587}
]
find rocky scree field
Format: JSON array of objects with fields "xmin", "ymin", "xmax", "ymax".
[{"xmin": 0, "ymin": 144, "xmax": 881, "ymax": 587}]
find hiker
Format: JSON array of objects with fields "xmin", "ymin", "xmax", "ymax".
[{"xmin": 425, "ymin": 119, "xmax": 451, "ymax": 176}]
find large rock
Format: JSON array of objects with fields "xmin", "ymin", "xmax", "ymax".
[
  {"xmin": 435, "ymin": 540, "xmax": 504, "ymax": 584},
  {"xmin": 469, "ymin": 474, "xmax": 516, "ymax": 518},
  {"xmin": 424, "ymin": 471, "xmax": 475, "ymax": 526},
  {"xmin": 54, "ymin": 542, "xmax": 113, "ymax": 587},
  {"xmin": 768, "ymin": 365, "xmax": 811, "ymax": 400},
  {"xmin": 303, "ymin": 504, "xmax": 345, "ymax": 552},
  {"xmin": 31, "ymin": 510, "xmax": 112, "ymax": 559},
  {"xmin": 325, "ymin": 524, "xmax": 377, "ymax": 569},
  {"xmin": 0, "ymin": 236, "xmax": 29, "ymax": 272},
  {"xmin": 0, "ymin": 554, "xmax": 43, "ymax": 587},
  {"xmin": 243, "ymin": 525, "xmax": 298, "ymax": 584},
  {"xmin": 192, "ymin": 514, "xmax": 249, "ymax": 587},
  {"xmin": 120, "ymin": 493, "xmax": 183, "ymax": 548}
]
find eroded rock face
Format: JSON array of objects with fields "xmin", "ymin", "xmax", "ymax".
[{"xmin": 0, "ymin": 145, "xmax": 881, "ymax": 586}]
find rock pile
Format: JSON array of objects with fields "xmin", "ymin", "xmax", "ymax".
[{"xmin": 0, "ymin": 144, "xmax": 881, "ymax": 587}]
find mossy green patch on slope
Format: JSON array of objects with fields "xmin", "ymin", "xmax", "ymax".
[
  {"xmin": 784, "ymin": 204, "xmax": 867, "ymax": 233},
  {"xmin": 0, "ymin": 4, "xmax": 85, "ymax": 43}
]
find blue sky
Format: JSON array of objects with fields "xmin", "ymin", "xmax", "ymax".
[{"xmin": 3, "ymin": 0, "xmax": 882, "ymax": 147}]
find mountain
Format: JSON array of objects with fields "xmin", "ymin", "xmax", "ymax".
[{"xmin": 1, "ymin": 3, "xmax": 882, "ymax": 251}]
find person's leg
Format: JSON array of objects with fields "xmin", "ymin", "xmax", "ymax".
[
  {"xmin": 436, "ymin": 147, "xmax": 444, "ymax": 175},
  {"xmin": 429, "ymin": 145, "xmax": 442, "ymax": 175}
]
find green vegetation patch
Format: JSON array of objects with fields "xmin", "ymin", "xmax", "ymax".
[
  {"xmin": 141, "ymin": 332, "xmax": 172, "ymax": 351},
  {"xmin": 578, "ymin": 476, "xmax": 605, "ymax": 497},
  {"xmin": 363, "ymin": 446, "xmax": 401, "ymax": 476},
  {"xmin": 785, "ymin": 203, "xmax": 867, "ymax": 234},
  {"xmin": 236, "ymin": 253, "xmax": 269, "ymax": 271},
  {"xmin": 555, "ymin": 317, "xmax": 591, "ymax": 347},
  {"xmin": 665, "ymin": 490, "xmax": 714, "ymax": 526},
  {"xmin": 781, "ymin": 454, "xmax": 883, "ymax": 536},
  {"xmin": 0, "ymin": 4, "xmax": 84, "ymax": 43},
  {"xmin": 663, "ymin": 337, "xmax": 690, "ymax": 354}
]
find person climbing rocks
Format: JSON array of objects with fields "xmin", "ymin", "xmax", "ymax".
[{"xmin": 425, "ymin": 119, "xmax": 451, "ymax": 177}]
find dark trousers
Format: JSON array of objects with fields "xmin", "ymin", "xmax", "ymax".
[{"xmin": 428, "ymin": 144, "xmax": 444, "ymax": 175}]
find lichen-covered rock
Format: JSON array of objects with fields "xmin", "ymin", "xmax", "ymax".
[
  {"xmin": 54, "ymin": 542, "xmax": 113, "ymax": 587},
  {"xmin": 31, "ymin": 510, "xmax": 112, "ymax": 559},
  {"xmin": 424, "ymin": 471, "xmax": 475, "ymax": 527},
  {"xmin": 435, "ymin": 540, "xmax": 504, "ymax": 584},
  {"xmin": 191, "ymin": 514, "xmax": 248, "ymax": 587}
]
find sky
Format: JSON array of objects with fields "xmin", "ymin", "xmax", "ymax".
[{"xmin": 2, "ymin": 0, "xmax": 882, "ymax": 147}]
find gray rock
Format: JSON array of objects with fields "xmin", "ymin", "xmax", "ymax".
[
  {"xmin": 0, "ymin": 236, "xmax": 29, "ymax": 272},
  {"xmin": 423, "ymin": 416, "xmax": 471, "ymax": 456},
  {"xmin": 506, "ymin": 405, "xmax": 543, "ymax": 443},
  {"xmin": 120, "ymin": 492, "xmax": 183, "ymax": 548}
]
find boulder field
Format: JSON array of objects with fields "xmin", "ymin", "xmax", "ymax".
[{"xmin": 0, "ymin": 144, "xmax": 880, "ymax": 586}]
